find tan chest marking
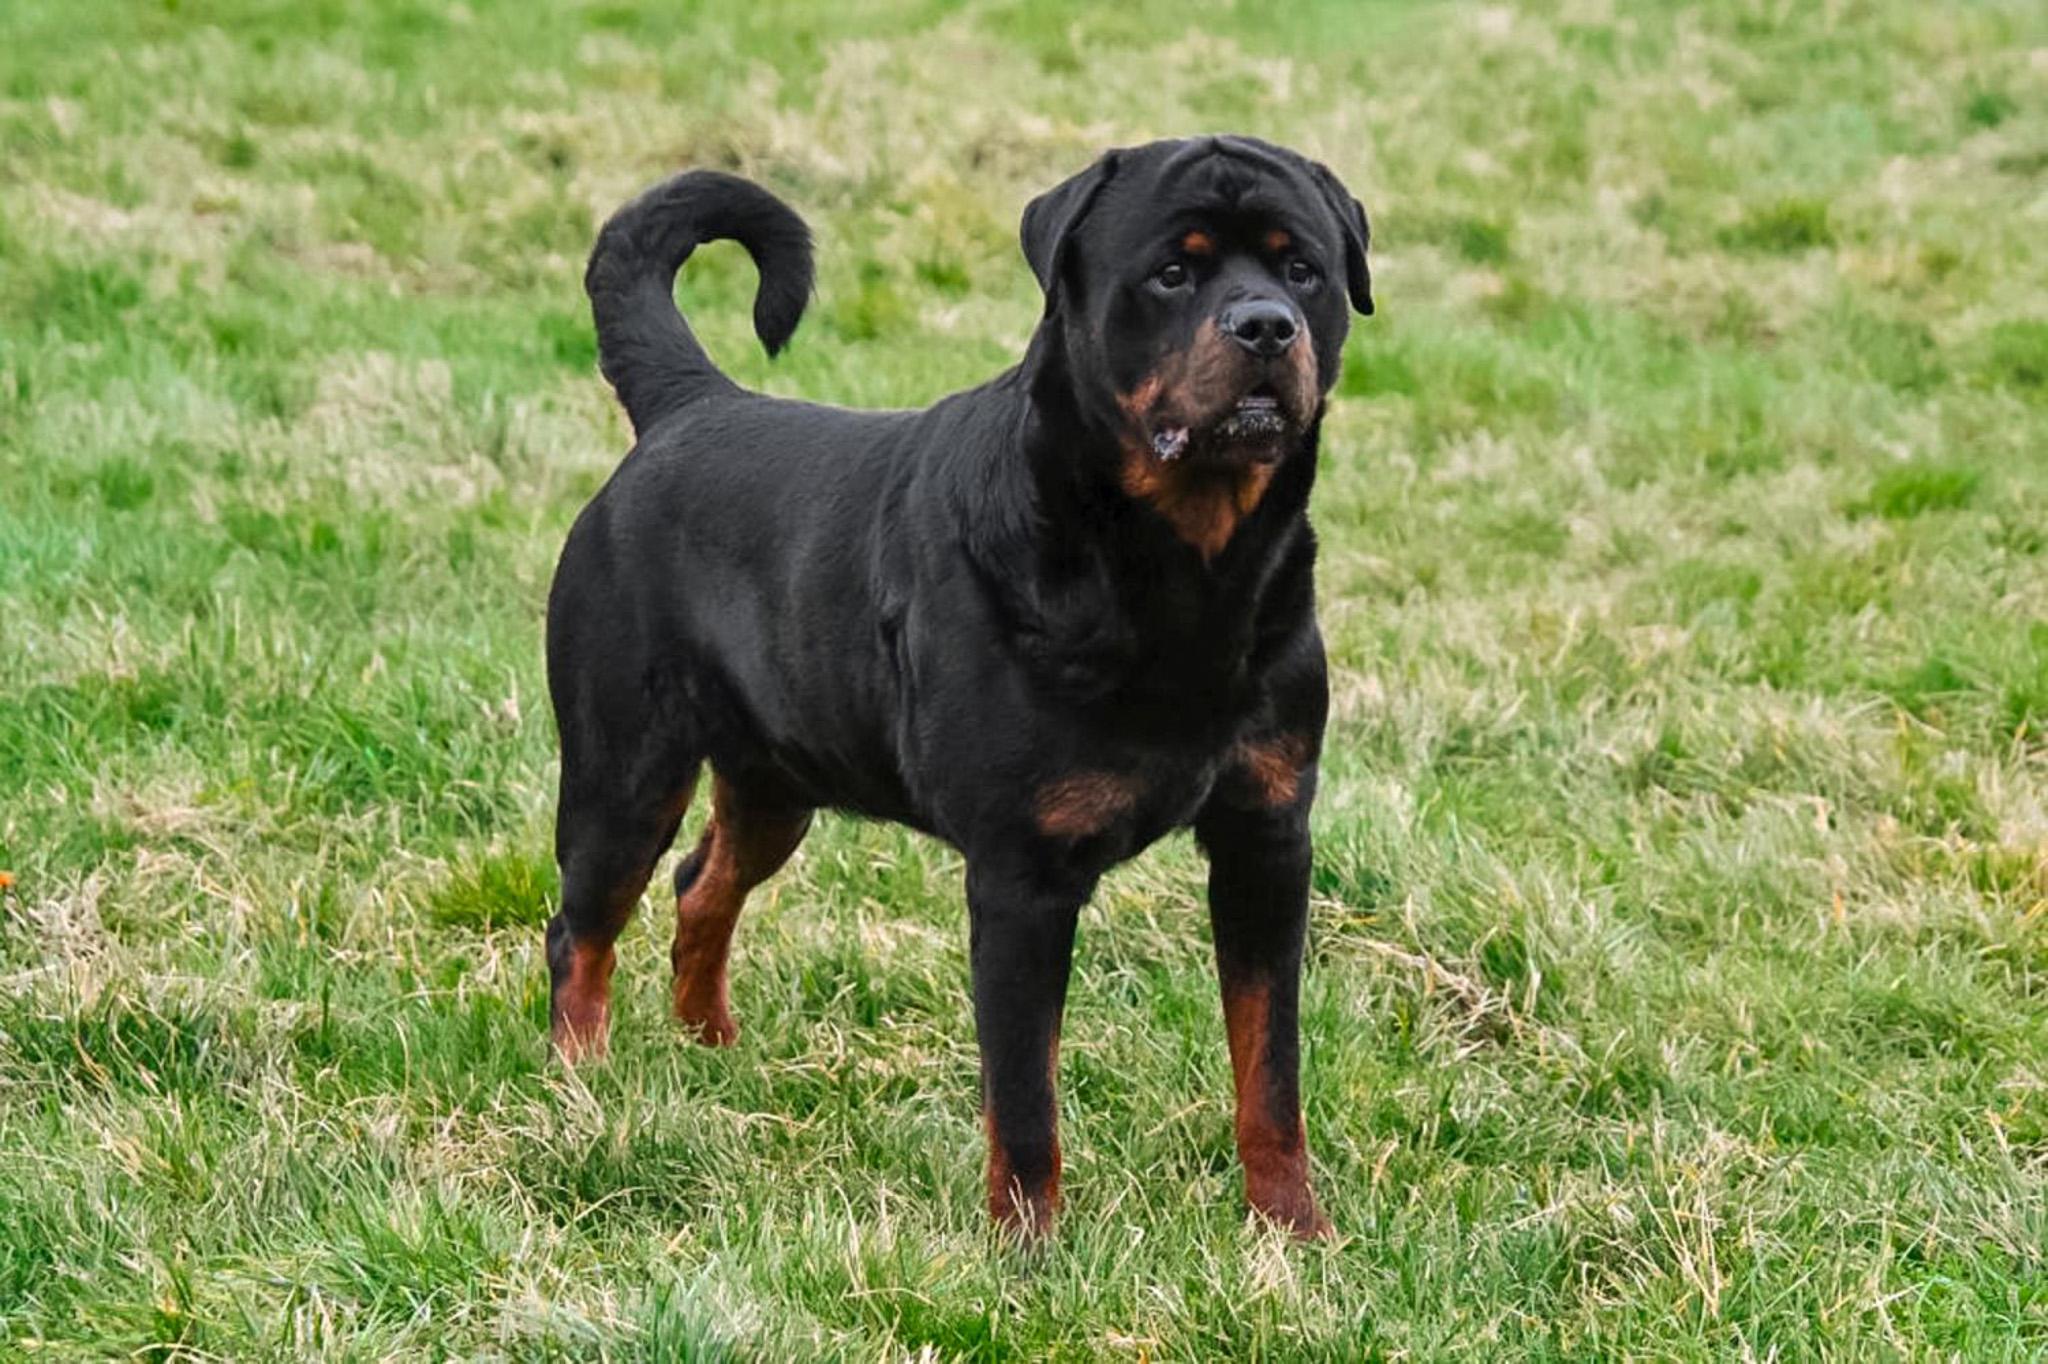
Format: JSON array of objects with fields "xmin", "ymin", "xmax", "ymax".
[
  {"xmin": 1035, "ymin": 771, "xmax": 1142, "ymax": 838},
  {"xmin": 1119, "ymin": 456, "xmax": 1278, "ymax": 563},
  {"xmin": 1231, "ymin": 734, "xmax": 1313, "ymax": 809}
]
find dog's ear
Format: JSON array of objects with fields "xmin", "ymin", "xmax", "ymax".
[
  {"xmin": 1020, "ymin": 150, "xmax": 1122, "ymax": 311},
  {"xmin": 1309, "ymin": 161, "xmax": 1374, "ymax": 317}
]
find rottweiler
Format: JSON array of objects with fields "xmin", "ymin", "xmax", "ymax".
[{"xmin": 546, "ymin": 135, "xmax": 1373, "ymax": 1239}]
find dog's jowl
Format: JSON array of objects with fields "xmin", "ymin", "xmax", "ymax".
[{"xmin": 545, "ymin": 136, "xmax": 1373, "ymax": 1239}]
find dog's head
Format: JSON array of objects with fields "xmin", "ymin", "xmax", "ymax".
[{"xmin": 1022, "ymin": 136, "xmax": 1372, "ymax": 474}]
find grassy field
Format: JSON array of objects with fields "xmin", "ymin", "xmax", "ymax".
[{"xmin": 3, "ymin": 0, "xmax": 2047, "ymax": 1357}]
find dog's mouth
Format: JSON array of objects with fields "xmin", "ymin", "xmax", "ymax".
[
  {"xmin": 1217, "ymin": 389, "xmax": 1288, "ymax": 441},
  {"xmin": 1148, "ymin": 387, "xmax": 1293, "ymax": 464}
]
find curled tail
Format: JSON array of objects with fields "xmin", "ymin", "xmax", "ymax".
[{"xmin": 584, "ymin": 170, "xmax": 814, "ymax": 436}]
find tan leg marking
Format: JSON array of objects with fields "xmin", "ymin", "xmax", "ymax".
[
  {"xmin": 671, "ymin": 777, "xmax": 808, "ymax": 1046},
  {"xmin": 1222, "ymin": 978, "xmax": 1330, "ymax": 1238},
  {"xmin": 552, "ymin": 939, "xmax": 617, "ymax": 1063},
  {"xmin": 985, "ymin": 1024, "xmax": 1062, "ymax": 1239}
]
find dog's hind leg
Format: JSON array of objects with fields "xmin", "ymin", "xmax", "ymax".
[
  {"xmin": 668, "ymin": 775, "xmax": 811, "ymax": 1045},
  {"xmin": 546, "ymin": 749, "xmax": 699, "ymax": 1064}
]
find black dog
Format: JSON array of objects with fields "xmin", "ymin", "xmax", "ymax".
[{"xmin": 546, "ymin": 136, "xmax": 1372, "ymax": 1239}]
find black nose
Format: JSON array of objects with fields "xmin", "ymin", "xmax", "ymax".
[{"xmin": 1222, "ymin": 299, "xmax": 1300, "ymax": 357}]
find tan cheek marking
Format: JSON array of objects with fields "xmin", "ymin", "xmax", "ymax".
[
  {"xmin": 1035, "ymin": 772, "xmax": 1141, "ymax": 838},
  {"xmin": 1265, "ymin": 229, "xmax": 1292, "ymax": 253},
  {"xmin": 1281, "ymin": 314, "xmax": 1321, "ymax": 416},
  {"xmin": 1117, "ymin": 371, "xmax": 1165, "ymax": 421},
  {"xmin": 1181, "ymin": 231, "xmax": 1215, "ymax": 256},
  {"xmin": 1291, "ymin": 321, "xmax": 1318, "ymax": 378},
  {"xmin": 1187, "ymin": 315, "xmax": 1247, "ymax": 393},
  {"xmin": 1235, "ymin": 734, "xmax": 1313, "ymax": 808}
]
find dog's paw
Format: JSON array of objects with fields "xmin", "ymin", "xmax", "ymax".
[
  {"xmin": 675, "ymin": 999, "xmax": 740, "ymax": 1047},
  {"xmin": 550, "ymin": 1012, "xmax": 611, "ymax": 1065},
  {"xmin": 1247, "ymin": 1185, "xmax": 1332, "ymax": 1241},
  {"xmin": 989, "ymin": 1186, "xmax": 1059, "ymax": 1244}
]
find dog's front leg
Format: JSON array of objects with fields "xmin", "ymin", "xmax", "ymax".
[
  {"xmin": 1195, "ymin": 794, "xmax": 1332, "ymax": 1239},
  {"xmin": 964, "ymin": 858, "xmax": 1095, "ymax": 1239}
]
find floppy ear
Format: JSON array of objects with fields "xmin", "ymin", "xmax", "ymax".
[
  {"xmin": 1020, "ymin": 150, "xmax": 1122, "ymax": 312},
  {"xmin": 1309, "ymin": 161, "xmax": 1374, "ymax": 316}
]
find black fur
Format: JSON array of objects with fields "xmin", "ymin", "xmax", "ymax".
[
  {"xmin": 583, "ymin": 169, "xmax": 814, "ymax": 435},
  {"xmin": 545, "ymin": 136, "xmax": 1373, "ymax": 1237}
]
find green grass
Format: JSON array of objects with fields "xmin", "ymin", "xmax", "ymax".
[{"xmin": 3, "ymin": 0, "xmax": 2047, "ymax": 1357}]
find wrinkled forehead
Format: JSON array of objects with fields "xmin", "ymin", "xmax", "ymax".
[{"xmin": 1094, "ymin": 140, "xmax": 1327, "ymax": 251}]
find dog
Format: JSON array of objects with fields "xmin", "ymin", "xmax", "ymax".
[{"xmin": 545, "ymin": 135, "xmax": 1373, "ymax": 1239}]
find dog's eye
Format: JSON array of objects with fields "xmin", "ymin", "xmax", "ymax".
[
  {"xmin": 1286, "ymin": 259, "xmax": 1320, "ymax": 287},
  {"xmin": 1153, "ymin": 261, "xmax": 1190, "ymax": 290}
]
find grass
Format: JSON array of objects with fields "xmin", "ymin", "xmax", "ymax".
[{"xmin": 2, "ymin": 0, "xmax": 2046, "ymax": 1357}]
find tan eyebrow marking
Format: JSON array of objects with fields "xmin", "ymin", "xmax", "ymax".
[
  {"xmin": 1264, "ymin": 229, "xmax": 1293, "ymax": 253},
  {"xmin": 1181, "ymin": 231, "xmax": 1216, "ymax": 256}
]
